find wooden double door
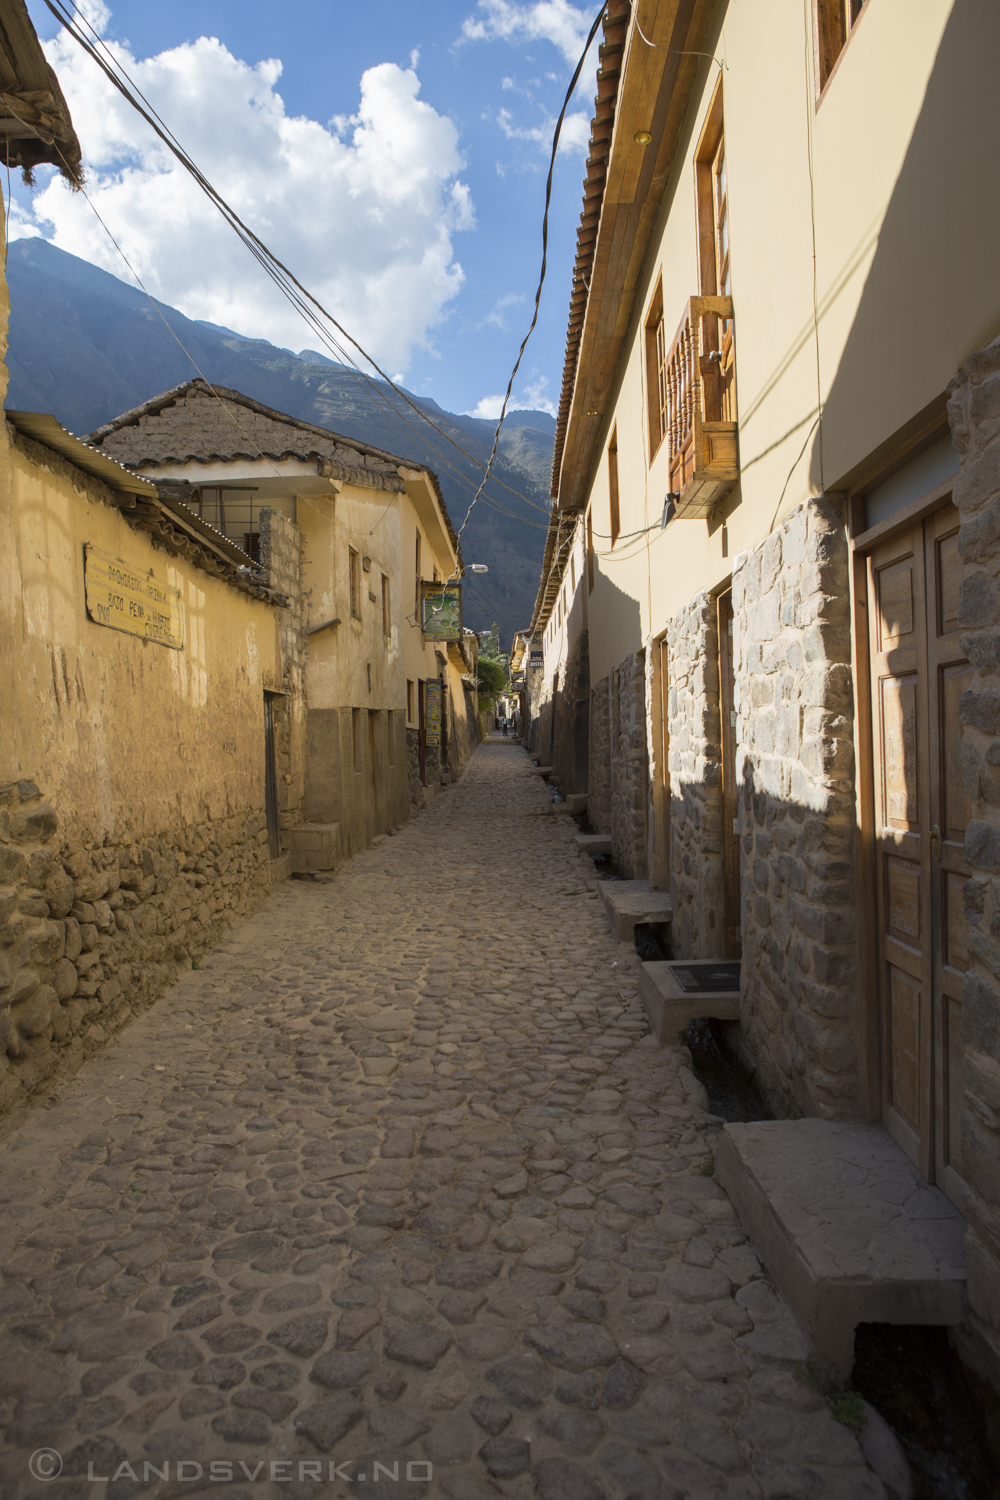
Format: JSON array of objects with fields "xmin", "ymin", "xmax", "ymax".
[{"xmin": 867, "ymin": 501, "xmax": 969, "ymax": 1208}]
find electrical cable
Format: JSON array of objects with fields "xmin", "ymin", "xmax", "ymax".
[
  {"xmin": 449, "ymin": 0, "xmax": 608, "ymax": 553},
  {"xmin": 634, "ymin": 19, "xmax": 727, "ymax": 70},
  {"xmin": 41, "ymin": 0, "xmax": 558, "ymax": 535}
]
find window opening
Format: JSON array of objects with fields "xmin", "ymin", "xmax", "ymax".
[
  {"xmin": 815, "ymin": 0, "xmax": 869, "ymax": 95},
  {"xmin": 349, "ymin": 548, "xmax": 361, "ymax": 619}
]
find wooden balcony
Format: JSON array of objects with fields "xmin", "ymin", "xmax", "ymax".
[{"xmin": 662, "ymin": 295, "xmax": 738, "ymax": 521}]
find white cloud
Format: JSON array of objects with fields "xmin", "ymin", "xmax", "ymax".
[
  {"xmin": 465, "ymin": 395, "xmax": 506, "ymax": 420},
  {"xmin": 465, "ymin": 374, "xmax": 556, "ymax": 419},
  {"xmin": 461, "ymin": 0, "xmax": 591, "ymax": 65},
  {"xmin": 478, "ymin": 291, "xmax": 524, "ymax": 331},
  {"xmin": 495, "ymin": 105, "xmax": 589, "ymax": 156},
  {"xmin": 522, "ymin": 375, "xmax": 556, "ymax": 415},
  {"xmin": 15, "ymin": 11, "xmax": 474, "ymax": 372}
]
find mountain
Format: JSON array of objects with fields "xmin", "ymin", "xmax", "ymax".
[{"xmin": 3, "ymin": 239, "xmax": 555, "ymax": 643}]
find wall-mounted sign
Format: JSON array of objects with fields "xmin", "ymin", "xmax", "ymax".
[
  {"xmin": 84, "ymin": 544, "xmax": 183, "ymax": 649},
  {"xmin": 420, "ymin": 581, "xmax": 462, "ymax": 640},
  {"xmin": 425, "ymin": 678, "xmax": 442, "ymax": 746}
]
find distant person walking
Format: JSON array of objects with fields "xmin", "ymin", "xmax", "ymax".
[{"xmin": 502, "ymin": 715, "xmax": 508, "ymax": 737}]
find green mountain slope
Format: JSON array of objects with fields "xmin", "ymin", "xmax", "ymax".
[{"xmin": 4, "ymin": 239, "xmax": 554, "ymax": 642}]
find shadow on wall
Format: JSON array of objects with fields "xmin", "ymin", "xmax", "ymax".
[
  {"xmin": 672, "ymin": 769, "xmax": 861, "ymax": 1124},
  {"xmin": 587, "ymin": 578, "xmax": 643, "ymax": 840},
  {"xmin": 810, "ymin": 0, "xmax": 1000, "ymax": 492}
]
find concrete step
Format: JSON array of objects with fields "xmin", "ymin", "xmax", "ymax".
[
  {"xmin": 575, "ymin": 832, "xmax": 612, "ymax": 856},
  {"xmin": 639, "ymin": 959, "xmax": 741, "ymax": 1042},
  {"xmin": 551, "ymin": 797, "xmax": 586, "ymax": 816},
  {"xmin": 287, "ymin": 822, "xmax": 340, "ymax": 874},
  {"xmin": 715, "ymin": 1119, "xmax": 968, "ymax": 1375},
  {"xmin": 598, "ymin": 878, "xmax": 672, "ymax": 941}
]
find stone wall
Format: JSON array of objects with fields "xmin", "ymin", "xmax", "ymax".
[
  {"xmin": 552, "ymin": 629, "xmax": 590, "ymax": 796},
  {"xmin": 732, "ymin": 496, "xmax": 859, "ymax": 1119},
  {"xmin": 609, "ymin": 649, "xmax": 648, "ymax": 880},
  {"xmin": 667, "ymin": 595, "xmax": 724, "ymax": 958},
  {"xmin": 405, "ymin": 728, "xmax": 422, "ymax": 810},
  {"xmin": 0, "ymin": 778, "xmax": 272, "ymax": 1119},
  {"xmin": 949, "ymin": 334, "xmax": 1000, "ymax": 1392},
  {"xmin": 588, "ymin": 676, "xmax": 612, "ymax": 835}
]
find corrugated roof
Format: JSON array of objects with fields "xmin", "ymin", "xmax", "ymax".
[{"xmin": 6, "ymin": 411, "xmax": 158, "ymax": 496}]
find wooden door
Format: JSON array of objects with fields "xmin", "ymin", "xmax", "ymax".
[
  {"xmin": 718, "ymin": 591, "xmax": 741, "ymax": 958},
  {"xmin": 418, "ymin": 679, "xmax": 426, "ymax": 785},
  {"xmin": 867, "ymin": 502, "xmax": 968, "ymax": 1205}
]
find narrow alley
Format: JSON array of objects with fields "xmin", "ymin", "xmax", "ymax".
[{"xmin": 0, "ymin": 745, "xmax": 891, "ymax": 1500}]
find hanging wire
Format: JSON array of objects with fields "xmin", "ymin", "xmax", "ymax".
[
  {"xmin": 450, "ymin": 0, "xmax": 609, "ymax": 556},
  {"xmin": 40, "ymin": 0, "xmax": 564, "ymax": 545}
]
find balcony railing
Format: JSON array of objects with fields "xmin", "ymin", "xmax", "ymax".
[{"xmin": 664, "ymin": 294, "xmax": 738, "ymax": 521}]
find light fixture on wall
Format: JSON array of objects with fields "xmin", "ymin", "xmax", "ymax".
[
  {"xmin": 661, "ymin": 493, "xmax": 680, "ymax": 528},
  {"xmin": 634, "ymin": 130, "xmax": 652, "ymax": 145}
]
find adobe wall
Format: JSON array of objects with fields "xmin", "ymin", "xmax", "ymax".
[
  {"xmin": 949, "ymin": 334, "xmax": 1000, "ymax": 1393},
  {"xmin": 0, "ymin": 435, "xmax": 287, "ymax": 1120},
  {"xmin": 732, "ymin": 497, "xmax": 860, "ymax": 1119}
]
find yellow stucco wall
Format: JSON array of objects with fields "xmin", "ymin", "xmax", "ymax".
[
  {"xmin": 581, "ymin": 0, "xmax": 1000, "ymax": 680},
  {"xmin": 3, "ymin": 434, "xmax": 282, "ymax": 845},
  {"xmin": 299, "ymin": 482, "xmax": 404, "ymax": 716}
]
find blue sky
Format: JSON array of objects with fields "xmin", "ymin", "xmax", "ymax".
[{"xmin": 15, "ymin": 0, "xmax": 600, "ymax": 418}]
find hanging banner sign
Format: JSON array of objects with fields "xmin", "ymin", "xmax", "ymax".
[
  {"xmin": 84, "ymin": 545, "xmax": 183, "ymax": 649},
  {"xmin": 420, "ymin": 581, "xmax": 463, "ymax": 640},
  {"xmin": 425, "ymin": 679, "xmax": 442, "ymax": 746}
]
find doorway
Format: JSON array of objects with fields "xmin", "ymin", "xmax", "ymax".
[
  {"xmin": 865, "ymin": 500, "xmax": 969, "ymax": 1207},
  {"xmin": 718, "ymin": 590, "xmax": 741, "ymax": 959},
  {"xmin": 263, "ymin": 692, "xmax": 280, "ymax": 859}
]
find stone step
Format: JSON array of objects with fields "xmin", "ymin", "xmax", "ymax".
[
  {"xmin": 639, "ymin": 959, "xmax": 741, "ymax": 1041},
  {"xmin": 715, "ymin": 1119, "xmax": 968, "ymax": 1375},
  {"xmin": 529, "ymin": 765, "xmax": 553, "ymax": 778},
  {"xmin": 287, "ymin": 822, "xmax": 340, "ymax": 874},
  {"xmin": 551, "ymin": 797, "xmax": 586, "ymax": 816},
  {"xmin": 575, "ymin": 832, "xmax": 612, "ymax": 856},
  {"xmin": 598, "ymin": 879, "xmax": 672, "ymax": 941}
]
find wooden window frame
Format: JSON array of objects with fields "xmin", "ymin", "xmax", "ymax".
[
  {"xmin": 349, "ymin": 547, "xmax": 361, "ymax": 619},
  {"xmin": 814, "ymin": 0, "xmax": 871, "ymax": 103},
  {"xmin": 694, "ymin": 75, "xmax": 735, "ymax": 422},
  {"xmin": 608, "ymin": 427, "xmax": 621, "ymax": 547},
  {"xmin": 406, "ymin": 679, "xmax": 414, "ymax": 723},
  {"xmin": 644, "ymin": 277, "xmax": 666, "ymax": 459},
  {"xmin": 694, "ymin": 76, "xmax": 725, "ymax": 297}
]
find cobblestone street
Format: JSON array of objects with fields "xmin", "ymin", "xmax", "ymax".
[{"xmin": 0, "ymin": 744, "xmax": 889, "ymax": 1500}]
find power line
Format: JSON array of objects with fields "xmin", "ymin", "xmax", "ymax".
[
  {"xmin": 451, "ymin": 0, "xmax": 608, "ymax": 552},
  {"xmin": 41, "ymin": 0, "xmax": 566, "ymax": 545}
]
